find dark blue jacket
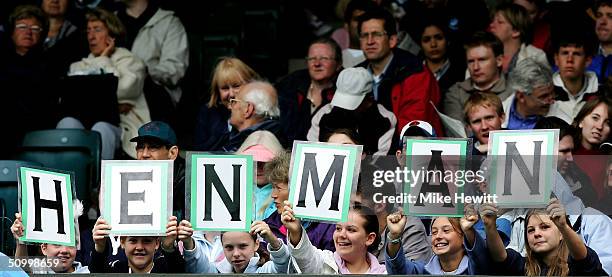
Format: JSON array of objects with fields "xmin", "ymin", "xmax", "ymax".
[{"xmin": 193, "ymin": 104, "xmax": 231, "ymax": 151}]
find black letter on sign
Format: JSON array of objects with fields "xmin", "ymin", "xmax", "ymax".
[
  {"xmin": 32, "ymin": 177, "xmax": 65, "ymax": 234},
  {"xmin": 297, "ymin": 153, "xmax": 346, "ymax": 211},
  {"xmin": 203, "ymin": 164, "xmax": 241, "ymax": 221},
  {"xmin": 119, "ymin": 171, "xmax": 153, "ymax": 224},
  {"xmin": 503, "ymin": 141, "xmax": 542, "ymax": 196},
  {"xmin": 415, "ymin": 150, "xmax": 453, "ymax": 207}
]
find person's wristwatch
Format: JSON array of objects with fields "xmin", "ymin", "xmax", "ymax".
[{"xmin": 387, "ymin": 233, "xmax": 401, "ymax": 244}]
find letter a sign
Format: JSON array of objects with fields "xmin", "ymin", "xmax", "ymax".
[
  {"xmin": 288, "ymin": 141, "xmax": 362, "ymax": 222},
  {"xmin": 101, "ymin": 160, "xmax": 173, "ymax": 236},
  {"xmin": 187, "ymin": 153, "xmax": 253, "ymax": 231},
  {"xmin": 18, "ymin": 167, "xmax": 76, "ymax": 246}
]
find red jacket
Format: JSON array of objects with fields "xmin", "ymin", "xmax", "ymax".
[
  {"xmin": 358, "ymin": 49, "xmax": 444, "ymax": 138},
  {"xmin": 391, "ymin": 67, "xmax": 444, "ymax": 137}
]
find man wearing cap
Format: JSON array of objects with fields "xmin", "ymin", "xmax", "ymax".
[
  {"xmin": 130, "ymin": 121, "xmax": 185, "ymax": 218},
  {"xmin": 307, "ymin": 67, "xmax": 396, "ymax": 155},
  {"xmin": 356, "ymin": 7, "xmax": 444, "ymax": 137}
]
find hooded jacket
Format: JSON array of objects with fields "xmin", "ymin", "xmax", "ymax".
[
  {"xmin": 129, "ymin": 8, "xmax": 189, "ymax": 105},
  {"xmin": 183, "ymin": 238, "xmax": 290, "ymax": 273}
]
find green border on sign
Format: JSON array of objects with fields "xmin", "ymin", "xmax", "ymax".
[
  {"xmin": 189, "ymin": 154, "xmax": 254, "ymax": 232},
  {"xmin": 288, "ymin": 142, "xmax": 359, "ymax": 223},
  {"xmin": 404, "ymin": 139, "xmax": 468, "ymax": 217},
  {"xmin": 101, "ymin": 161, "xmax": 170, "ymax": 235},
  {"xmin": 19, "ymin": 167, "xmax": 75, "ymax": 246},
  {"xmin": 489, "ymin": 131, "xmax": 555, "ymax": 207}
]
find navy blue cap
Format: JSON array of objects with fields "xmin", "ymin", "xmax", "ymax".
[{"xmin": 130, "ymin": 121, "xmax": 177, "ymax": 145}]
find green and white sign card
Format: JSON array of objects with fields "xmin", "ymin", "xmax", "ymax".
[
  {"xmin": 18, "ymin": 167, "xmax": 76, "ymax": 246},
  {"xmin": 187, "ymin": 153, "xmax": 253, "ymax": 232},
  {"xmin": 404, "ymin": 138, "xmax": 469, "ymax": 217},
  {"xmin": 488, "ymin": 129, "xmax": 558, "ymax": 208},
  {"xmin": 288, "ymin": 141, "xmax": 362, "ymax": 223},
  {"xmin": 100, "ymin": 160, "xmax": 173, "ymax": 236}
]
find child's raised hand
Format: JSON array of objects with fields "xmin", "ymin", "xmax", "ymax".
[
  {"xmin": 92, "ymin": 217, "xmax": 111, "ymax": 253},
  {"xmin": 11, "ymin": 213, "xmax": 23, "ymax": 240},
  {"xmin": 386, "ymin": 209, "xmax": 406, "ymax": 240},
  {"xmin": 251, "ymin": 220, "xmax": 281, "ymax": 250}
]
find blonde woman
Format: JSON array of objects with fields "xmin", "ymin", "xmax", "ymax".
[{"xmin": 194, "ymin": 57, "xmax": 259, "ymax": 150}]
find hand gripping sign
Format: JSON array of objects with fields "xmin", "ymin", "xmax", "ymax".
[
  {"xmin": 404, "ymin": 138, "xmax": 470, "ymax": 217},
  {"xmin": 187, "ymin": 153, "xmax": 254, "ymax": 232},
  {"xmin": 487, "ymin": 129, "xmax": 559, "ymax": 208},
  {"xmin": 100, "ymin": 160, "xmax": 173, "ymax": 236},
  {"xmin": 18, "ymin": 167, "xmax": 76, "ymax": 246},
  {"xmin": 288, "ymin": 141, "xmax": 362, "ymax": 222}
]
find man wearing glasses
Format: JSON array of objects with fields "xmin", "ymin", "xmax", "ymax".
[
  {"xmin": 215, "ymin": 81, "xmax": 284, "ymax": 152},
  {"xmin": 501, "ymin": 58, "xmax": 555, "ymax": 130},
  {"xmin": 356, "ymin": 7, "xmax": 444, "ymax": 149},
  {"xmin": 276, "ymin": 38, "xmax": 342, "ymax": 142}
]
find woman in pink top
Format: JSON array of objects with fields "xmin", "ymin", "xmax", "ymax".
[{"xmin": 282, "ymin": 201, "xmax": 386, "ymax": 274}]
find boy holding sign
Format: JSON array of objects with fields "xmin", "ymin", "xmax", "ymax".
[{"xmin": 89, "ymin": 216, "xmax": 184, "ymax": 273}]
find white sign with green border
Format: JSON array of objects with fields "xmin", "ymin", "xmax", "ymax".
[
  {"xmin": 488, "ymin": 129, "xmax": 558, "ymax": 207},
  {"xmin": 187, "ymin": 153, "xmax": 253, "ymax": 232},
  {"xmin": 404, "ymin": 138, "xmax": 469, "ymax": 217},
  {"xmin": 18, "ymin": 167, "xmax": 76, "ymax": 246},
  {"xmin": 100, "ymin": 160, "xmax": 173, "ymax": 236},
  {"xmin": 288, "ymin": 141, "xmax": 362, "ymax": 223}
]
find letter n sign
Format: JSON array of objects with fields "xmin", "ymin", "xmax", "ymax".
[
  {"xmin": 101, "ymin": 160, "xmax": 173, "ymax": 236},
  {"xmin": 288, "ymin": 141, "xmax": 362, "ymax": 222},
  {"xmin": 188, "ymin": 154, "xmax": 253, "ymax": 231},
  {"xmin": 488, "ymin": 129, "xmax": 558, "ymax": 208},
  {"xmin": 18, "ymin": 167, "xmax": 75, "ymax": 246}
]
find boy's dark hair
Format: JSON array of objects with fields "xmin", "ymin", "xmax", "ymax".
[
  {"xmin": 357, "ymin": 7, "xmax": 397, "ymax": 36},
  {"xmin": 595, "ymin": 0, "xmax": 612, "ymax": 12},
  {"xmin": 553, "ymin": 33, "xmax": 595, "ymax": 57},
  {"xmin": 464, "ymin": 31, "xmax": 504, "ymax": 57},
  {"xmin": 344, "ymin": 0, "xmax": 377, "ymax": 23}
]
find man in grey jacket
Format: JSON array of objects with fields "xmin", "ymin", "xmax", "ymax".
[{"xmin": 444, "ymin": 32, "xmax": 513, "ymax": 124}]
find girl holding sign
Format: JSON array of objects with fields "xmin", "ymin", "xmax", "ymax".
[
  {"xmin": 474, "ymin": 199, "xmax": 607, "ymax": 276},
  {"xmin": 384, "ymin": 208, "xmax": 488, "ymax": 275},
  {"xmin": 179, "ymin": 220, "xmax": 290, "ymax": 273},
  {"xmin": 281, "ymin": 201, "xmax": 386, "ymax": 274}
]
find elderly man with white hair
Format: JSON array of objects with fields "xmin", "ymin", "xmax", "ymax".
[
  {"xmin": 502, "ymin": 58, "xmax": 555, "ymax": 130},
  {"xmin": 212, "ymin": 81, "xmax": 285, "ymax": 152}
]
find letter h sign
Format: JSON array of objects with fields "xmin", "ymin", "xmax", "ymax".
[{"xmin": 18, "ymin": 167, "xmax": 76, "ymax": 246}]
